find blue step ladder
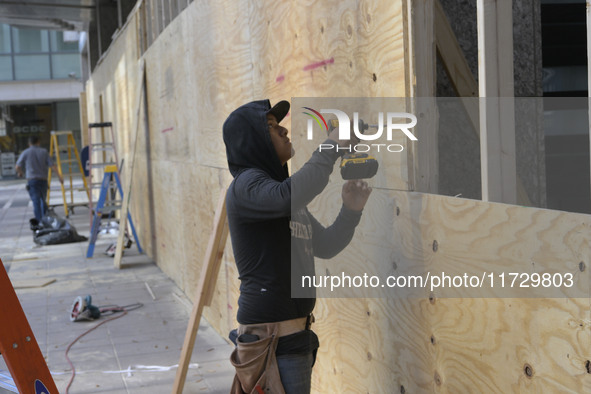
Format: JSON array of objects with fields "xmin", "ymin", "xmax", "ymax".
[{"xmin": 86, "ymin": 165, "xmax": 142, "ymax": 258}]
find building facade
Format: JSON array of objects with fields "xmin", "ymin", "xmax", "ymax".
[{"xmin": 0, "ymin": 23, "xmax": 84, "ymax": 176}]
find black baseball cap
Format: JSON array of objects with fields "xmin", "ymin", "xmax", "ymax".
[{"xmin": 266, "ymin": 100, "xmax": 290, "ymax": 123}]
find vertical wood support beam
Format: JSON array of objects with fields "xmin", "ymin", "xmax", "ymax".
[
  {"xmin": 477, "ymin": 0, "xmax": 517, "ymax": 204},
  {"xmin": 408, "ymin": 0, "xmax": 438, "ymax": 194},
  {"xmin": 79, "ymin": 91, "xmax": 88, "ymax": 147}
]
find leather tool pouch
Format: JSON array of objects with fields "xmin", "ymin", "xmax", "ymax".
[{"xmin": 230, "ymin": 325, "xmax": 285, "ymax": 394}]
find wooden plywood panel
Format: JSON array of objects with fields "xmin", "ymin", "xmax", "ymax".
[
  {"xmin": 387, "ymin": 191, "xmax": 590, "ymax": 392},
  {"xmin": 389, "ymin": 192, "xmax": 589, "ymax": 299},
  {"xmin": 185, "ymin": 0, "xmax": 256, "ymax": 131},
  {"xmin": 306, "ymin": 188, "xmax": 590, "ymax": 392},
  {"xmin": 251, "ymin": 0, "xmax": 411, "ymax": 189},
  {"xmin": 312, "ymin": 297, "xmax": 435, "ymax": 393},
  {"xmin": 142, "ymin": 16, "xmax": 192, "ymax": 164},
  {"xmin": 149, "ymin": 159, "xmax": 186, "ymax": 286},
  {"xmin": 430, "ymin": 297, "xmax": 591, "ymax": 393},
  {"xmin": 306, "ymin": 185, "xmax": 433, "ymax": 391},
  {"xmin": 178, "ymin": 166, "xmax": 225, "ymax": 291},
  {"xmin": 250, "ymin": 0, "xmax": 407, "ymax": 100},
  {"xmin": 113, "ymin": 56, "xmax": 131, "ymax": 154}
]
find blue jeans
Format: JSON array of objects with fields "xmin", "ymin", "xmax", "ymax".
[
  {"xmin": 27, "ymin": 179, "xmax": 48, "ymax": 221},
  {"xmin": 276, "ymin": 352, "xmax": 314, "ymax": 394}
]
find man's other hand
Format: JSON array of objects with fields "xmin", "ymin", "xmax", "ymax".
[{"xmin": 342, "ymin": 180, "xmax": 372, "ymax": 212}]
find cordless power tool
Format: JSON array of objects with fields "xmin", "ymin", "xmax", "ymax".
[{"xmin": 327, "ymin": 118, "xmax": 379, "ymax": 180}]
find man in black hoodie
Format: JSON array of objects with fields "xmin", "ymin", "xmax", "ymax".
[{"xmin": 223, "ymin": 100, "xmax": 371, "ymax": 393}]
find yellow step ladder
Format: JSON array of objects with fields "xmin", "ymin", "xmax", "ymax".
[{"xmin": 47, "ymin": 130, "xmax": 90, "ymax": 217}]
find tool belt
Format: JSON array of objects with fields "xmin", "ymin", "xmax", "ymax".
[{"xmin": 230, "ymin": 315, "xmax": 314, "ymax": 394}]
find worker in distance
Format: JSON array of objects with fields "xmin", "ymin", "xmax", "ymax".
[{"xmin": 223, "ymin": 99, "xmax": 371, "ymax": 393}]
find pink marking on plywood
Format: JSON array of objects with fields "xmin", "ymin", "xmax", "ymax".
[
  {"xmin": 276, "ymin": 75, "xmax": 285, "ymax": 83},
  {"xmin": 161, "ymin": 127, "xmax": 174, "ymax": 133},
  {"xmin": 303, "ymin": 57, "xmax": 334, "ymax": 71}
]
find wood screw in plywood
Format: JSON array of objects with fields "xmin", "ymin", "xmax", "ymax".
[
  {"xmin": 429, "ymin": 292, "xmax": 436, "ymax": 304},
  {"xmin": 579, "ymin": 261, "xmax": 586, "ymax": 272},
  {"xmin": 524, "ymin": 363, "xmax": 533, "ymax": 378},
  {"xmin": 585, "ymin": 360, "xmax": 590, "ymax": 374},
  {"xmin": 400, "ymin": 385, "xmax": 405, "ymax": 394},
  {"xmin": 430, "ymin": 335, "xmax": 436, "ymax": 345},
  {"xmin": 432, "ymin": 240, "xmax": 438, "ymax": 252}
]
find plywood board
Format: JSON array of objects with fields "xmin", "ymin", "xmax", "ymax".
[
  {"xmin": 305, "ymin": 188, "xmax": 590, "ymax": 391},
  {"xmin": 250, "ymin": 0, "xmax": 410, "ymax": 191}
]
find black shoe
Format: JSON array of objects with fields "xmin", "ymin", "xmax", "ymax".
[{"xmin": 29, "ymin": 218, "xmax": 41, "ymax": 231}]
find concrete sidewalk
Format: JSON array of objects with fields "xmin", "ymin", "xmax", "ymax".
[{"xmin": 0, "ymin": 179, "xmax": 234, "ymax": 393}]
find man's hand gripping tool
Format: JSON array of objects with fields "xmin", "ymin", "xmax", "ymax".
[{"xmin": 328, "ymin": 118, "xmax": 379, "ymax": 180}]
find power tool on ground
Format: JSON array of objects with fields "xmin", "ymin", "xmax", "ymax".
[
  {"xmin": 70, "ymin": 295, "xmax": 101, "ymax": 321},
  {"xmin": 328, "ymin": 118, "xmax": 379, "ymax": 180}
]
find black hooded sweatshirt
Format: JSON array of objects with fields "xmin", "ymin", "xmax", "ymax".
[{"xmin": 223, "ymin": 100, "xmax": 361, "ymax": 352}]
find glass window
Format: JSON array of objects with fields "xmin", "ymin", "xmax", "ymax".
[
  {"xmin": 50, "ymin": 31, "xmax": 79, "ymax": 52},
  {"xmin": 0, "ymin": 24, "xmax": 11, "ymax": 53},
  {"xmin": 0, "ymin": 55, "xmax": 12, "ymax": 80},
  {"xmin": 51, "ymin": 54, "xmax": 80, "ymax": 79},
  {"xmin": 14, "ymin": 55, "xmax": 50, "ymax": 80},
  {"xmin": 12, "ymin": 27, "xmax": 49, "ymax": 53}
]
